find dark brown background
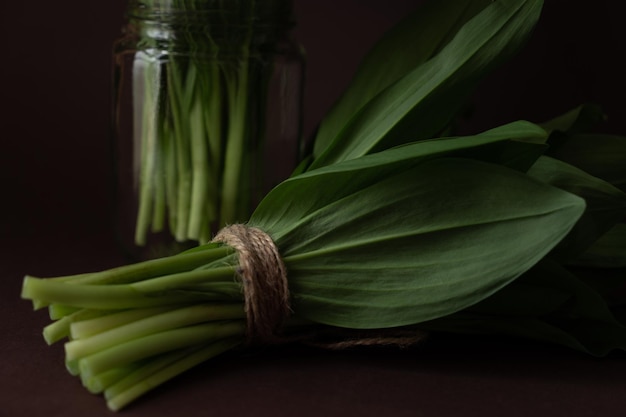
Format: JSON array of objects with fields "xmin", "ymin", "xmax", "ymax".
[
  {"xmin": 2, "ymin": 1, "xmax": 626, "ymax": 416},
  {"xmin": 2, "ymin": 0, "xmax": 626, "ymax": 248}
]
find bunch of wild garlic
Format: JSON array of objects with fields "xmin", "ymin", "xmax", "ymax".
[{"xmin": 22, "ymin": 0, "xmax": 626, "ymax": 411}]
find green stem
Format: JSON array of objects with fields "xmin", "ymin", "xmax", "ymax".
[
  {"xmin": 134, "ymin": 53, "xmax": 162, "ymax": 246},
  {"xmin": 204, "ymin": 60, "xmax": 224, "ymax": 229},
  {"xmin": 187, "ymin": 94, "xmax": 211, "ymax": 240},
  {"xmin": 83, "ymin": 364, "xmax": 140, "ymax": 394},
  {"xmin": 103, "ymin": 348, "xmax": 191, "ymax": 400},
  {"xmin": 129, "ymin": 265, "xmax": 237, "ymax": 293},
  {"xmin": 168, "ymin": 59, "xmax": 193, "ymax": 242},
  {"xmin": 48, "ymin": 304, "xmax": 81, "ymax": 319},
  {"xmin": 220, "ymin": 57, "xmax": 251, "ymax": 225},
  {"xmin": 66, "ymin": 358, "xmax": 80, "ymax": 376},
  {"xmin": 47, "ymin": 244, "xmax": 233, "ymax": 285},
  {"xmin": 151, "ymin": 123, "xmax": 167, "ymax": 233},
  {"xmin": 21, "ymin": 277, "xmax": 198, "ymax": 310},
  {"xmin": 43, "ymin": 308, "xmax": 110, "ymax": 345},
  {"xmin": 106, "ymin": 337, "xmax": 242, "ymax": 412},
  {"xmin": 65, "ymin": 303, "xmax": 244, "ymax": 361},
  {"xmin": 163, "ymin": 120, "xmax": 180, "ymax": 235},
  {"xmin": 78, "ymin": 321, "xmax": 246, "ymax": 377},
  {"xmin": 70, "ymin": 306, "xmax": 181, "ymax": 340}
]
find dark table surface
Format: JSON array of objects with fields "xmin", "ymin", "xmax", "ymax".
[{"xmin": 3, "ymin": 229, "xmax": 626, "ymax": 417}]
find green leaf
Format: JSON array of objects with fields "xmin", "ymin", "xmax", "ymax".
[
  {"xmin": 462, "ymin": 275, "xmax": 571, "ymax": 317},
  {"xmin": 460, "ymin": 136, "xmax": 547, "ymax": 172},
  {"xmin": 252, "ymin": 155, "xmax": 584, "ymax": 329},
  {"xmin": 548, "ymin": 133, "xmax": 626, "ymax": 192},
  {"xmin": 572, "ymin": 223, "xmax": 626, "ymax": 268},
  {"xmin": 540, "ymin": 103, "xmax": 606, "ymax": 136},
  {"xmin": 252, "ymin": 121, "xmax": 548, "ymax": 235},
  {"xmin": 527, "ymin": 156, "xmax": 626, "ymax": 259},
  {"xmin": 422, "ymin": 259, "xmax": 626, "ymax": 356},
  {"xmin": 309, "ymin": 0, "xmax": 544, "ymax": 170},
  {"xmin": 421, "ymin": 313, "xmax": 592, "ymax": 353},
  {"xmin": 312, "ymin": 0, "xmax": 494, "ymax": 158}
]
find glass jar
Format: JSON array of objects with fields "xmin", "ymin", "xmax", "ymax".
[{"xmin": 112, "ymin": 0, "xmax": 305, "ymax": 260}]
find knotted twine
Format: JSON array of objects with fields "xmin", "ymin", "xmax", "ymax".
[
  {"xmin": 212, "ymin": 224, "xmax": 290, "ymax": 344},
  {"xmin": 213, "ymin": 224, "xmax": 428, "ymax": 348}
]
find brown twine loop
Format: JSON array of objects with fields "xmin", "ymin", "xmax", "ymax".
[
  {"xmin": 213, "ymin": 223, "xmax": 428, "ymax": 350},
  {"xmin": 212, "ymin": 224, "xmax": 290, "ymax": 344},
  {"xmin": 304, "ymin": 327, "xmax": 428, "ymax": 350}
]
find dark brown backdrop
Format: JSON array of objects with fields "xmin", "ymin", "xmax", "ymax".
[
  {"xmin": 2, "ymin": 0, "xmax": 625, "ymax": 248},
  {"xmin": 2, "ymin": 2, "xmax": 626, "ymax": 417}
]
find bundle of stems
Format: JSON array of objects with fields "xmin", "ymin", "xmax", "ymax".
[
  {"xmin": 22, "ymin": 0, "xmax": 626, "ymax": 411},
  {"xmin": 127, "ymin": 0, "xmax": 282, "ymax": 246},
  {"xmin": 22, "ymin": 119, "xmax": 626, "ymax": 410}
]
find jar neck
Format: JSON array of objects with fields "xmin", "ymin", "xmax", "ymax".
[{"xmin": 125, "ymin": 0, "xmax": 296, "ymax": 55}]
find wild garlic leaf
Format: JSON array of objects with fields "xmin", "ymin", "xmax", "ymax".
[
  {"xmin": 312, "ymin": 0, "xmax": 493, "ymax": 157},
  {"xmin": 548, "ymin": 133, "xmax": 626, "ymax": 192},
  {"xmin": 503, "ymin": 259, "xmax": 626, "ymax": 356},
  {"xmin": 460, "ymin": 137, "xmax": 547, "ymax": 172},
  {"xmin": 461, "ymin": 277, "xmax": 571, "ymax": 317},
  {"xmin": 422, "ymin": 258, "xmax": 626, "ymax": 356},
  {"xmin": 309, "ymin": 0, "xmax": 544, "ymax": 170},
  {"xmin": 571, "ymin": 223, "xmax": 626, "ymax": 268},
  {"xmin": 251, "ymin": 120, "xmax": 548, "ymax": 236},
  {"xmin": 252, "ymin": 157, "xmax": 584, "ymax": 329},
  {"xmin": 421, "ymin": 313, "xmax": 592, "ymax": 353},
  {"xmin": 540, "ymin": 103, "xmax": 606, "ymax": 136},
  {"xmin": 527, "ymin": 156, "xmax": 626, "ymax": 260}
]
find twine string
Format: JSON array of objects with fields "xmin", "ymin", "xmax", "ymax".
[
  {"xmin": 212, "ymin": 224, "xmax": 290, "ymax": 344},
  {"xmin": 213, "ymin": 224, "xmax": 427, "ymax": 348}
]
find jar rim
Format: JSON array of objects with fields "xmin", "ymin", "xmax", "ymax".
[{"xmin": 127, "ymin": 0, "xmax": 295, "ymax": 28}]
